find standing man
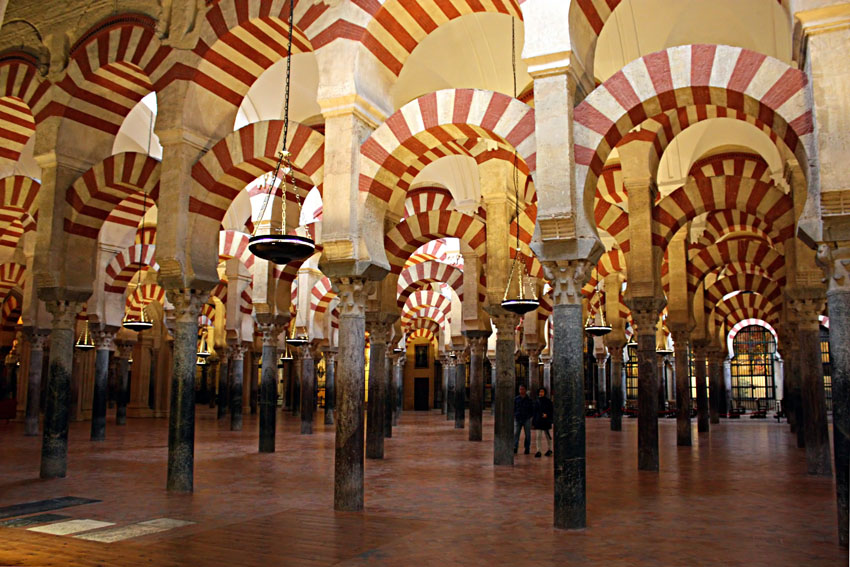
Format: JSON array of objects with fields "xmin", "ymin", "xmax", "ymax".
[{"xmin": 513, "ymin": 385, "xmax": 534, "ymax": 455}]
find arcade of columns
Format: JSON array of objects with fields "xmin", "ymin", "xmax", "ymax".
[{"xmin": 0, "ymin": 0, "xmax": 847, "ymax": 547}]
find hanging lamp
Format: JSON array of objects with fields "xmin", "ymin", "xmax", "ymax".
[
  {"xmin": 248, "ymin": 0, "xmax": 315, "ymax": 265},
  {"xmin": 75, "ymin": 319, "xmax": 95, "ymax": 350},
  {"xmin": 500, "ymin": 18, "xmax": 539, "ymax": 317},
  {"xmin": 123, "ymin": 101, "xmax": 155, "ymax": 332},
  {"xmin": 584, "ymin": 285, "xmax": 612, "ymax": 337},
  {"xmin": 197, "ymin": 330, "xmax": 210, "ymax": 359},
  {"xmin": 196, "ymin": 356, "xmax": 206, "ymax": 367},
  {"xmin": 285, "ymin": 319, "xmax": 309, "ymax": 348}
]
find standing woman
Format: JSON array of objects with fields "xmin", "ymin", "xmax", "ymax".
[{"xmin": 533, "ymin": 388, "xmax": 553, "ymax": 458}]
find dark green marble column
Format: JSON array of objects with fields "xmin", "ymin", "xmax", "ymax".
[
  {"xmin": 165, "ymin": 290, "xmax": 204, "ymax": 492},
  {"xmin": 606, "ymin": 340, "xmax": 625, "ymax": 432},
  {"xmin": 40, "ymin": 301, "xmax": 82, "ymax": 479},
  {"xmin": 300, "ymin": 344, "xmax": 315, "ymax": 434},
  {"xmin": 384, "ymin": 351, "xmax": 393, "ymax": 438},
  {"xmin": 454, "ymin": 350, "xmax": 466, "ymax": 430},
  {"xmin": 492, "ymin": 313, "xmax": 518, "ymax": 467},
  {"xmin": 693, "ymin": 346, "xmax": 709, "ymax": 433},
  {"xmin": 258, "ymin": 322, "xmax": 282, "ymax": 453},
  {"xmin": 24, "ymin": 330, "xmax": 48, "ymax": 437},
  {"xmin": 230, "ymin": 344, "xmax": 245, "ymax": 431},
  {"xmin": 115, "ymin": 342, "xmax": 133, "ymax": 425},
  {"xmin": 366, "ymin": 321, "xmax": 389, "ymax": 459},
  {"xmin": 672, "ymin": 330, "xmax": 691, "ymax": 446},
  {"xmin": 323, "ymin": 348, "xmax": 336, "ymax": 425},
  {"xmin": 217, "ymin": 356, "xmax": 230, "ymax": 420},
  {"xmin": 708, "ymin": 349, "xmax": 722, "ymax": 425},
  {"xmin": 466, "ymin": 333, "xmax": 489, "ymax": 442},
  {"xmin": 90, "ymin": 330, "xmax": 115, "ymax": 441},
  {"xmin": 631, "ymin": 301, "xmax": 662, "ymax": 472}
]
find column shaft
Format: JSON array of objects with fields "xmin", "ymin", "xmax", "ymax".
[
  {"xmin": 230, "ymin": 346, "xmax": 245, "ymax": 431},
  {"xmin": 384, "ymin": 353, "xmax": 393, "ymax": 438},
  {"xmin": 258, "ymin": 326, "xmax": 280, "ymax": 453},
  {"xmin": 827, "ymin": 287, "xmax": 850, "ymax": 545},
  {"xmin": 493, "ymin": 315, "xmax": 517, "ymax": 466},
  {"xmin": 393, "ymin": 355, "xmax": 403, "ymax": 426},
  {"xmin": 116, "ymin": 351, "xmax": 130, "ymax": 425},
  {"xmin": 608, "ymin": 347, "xmax": 624, "ymax": 431},
  {"xmin": 324, "ymin": 351, "xmax": 336, "ymax": 425},
  {"xmin": 673, "ymin": 336, "xmax": 691, "ymax": 446},
  {"xmin": 24, "ymin": 334, "xmax": 46, "ymax": 437},
  {"xmin": 365, "ymin": 323, "xmax": 388, "ymax": 459},
  {"xmin": 708, "ymin": 353, "xmax": 721, "ymax": 425},
  {"xmin": 217, "ymin": 358, "xmax": 229, "ymax": 419},
  {"xmin": 467, "ymin": 336, "xmax": 487, "ymax": 441},
  {"xmin": 454, "ymin": 355, "xmax": 466, "ymax": 429},
  {"xmin": 300, "ymin": 346, "xmax": 315, "ymax": 434},
  {"xmin": 90, "ymin": 345, "xmax": 111, "ymax": 441},
  {"xmin": 634, "ymin": 314, "xmax": 659, "ymax": 472},
  {"xmin": 694, "ymin": 350, "xmax": 709, "ymax": 433},
  {"xmin": 798, "ymin": 321, "xmax": 832, "ymax": 476}
]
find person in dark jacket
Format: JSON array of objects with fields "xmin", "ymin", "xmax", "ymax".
[
  {"xmin": 514, "ymin": 385, "xmax": 534, "ymax": 454},
  {"xmin": 532, "ymin": 388, "xmax": 553, "ymax": 458}
]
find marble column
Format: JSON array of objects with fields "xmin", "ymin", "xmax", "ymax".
[
  {"xmin": 466, "ymin": 334, "xmax": 488, "ymax": 442},
  {"xmin": 90, "ymin": 329, "xmax": 115, "ymax": 441},
  {"xmin": 40, "ymin": 301, "xmax": 82, "ymax": 479},
  {"xmin": 217, "ymin": 355, "xmax": 230, "ymax": 420},
  {"xmin": 258, "ymin": 323, "xmax": 283, "ymax": 453},
  {"xmin": 693, "ymin": 346, "xmax": 709, "ymax": 433},
  {"xmin": 488, "ymin": 355, "xmax": 497, "ymax": 414},
  {"xmin": 250, "ymin": 351, "xmax": 259, "ymax": 415},
  {"xmin": 207, "ymin": 360, "xmax": 217, "ymax": 409},
  {"xmin": 446, "ymin": 354, "xmax": 456, "ymax": 420},
  {"xmin": 543, "ymin": 260, "xmax": 592, "ymax": 529},
  {"xmin": 164, "ymin": 290, "xmax": 204, "ymax": 492},
  {"xmin": 791, "ymin": 296, "xmax": 832, "ymax": 476},
  {"xmin": 631, "ymin": 300, "xmax": 663, "ymax": 472},
  {"xmin": 115, "ymin": 342, "xmax": 133, "ymax": 425},
  {"xmin": 333, "ymin": 277, "xmax": 368, "ymax": 511},
  {"xmin": 384, "ymin": 351, "xmax": 393, "ymax": 438},
  {"xmin": 818, "ymin": 244, "xmax": 850, "ymax": 545},
  {"xmin": 606, "ymin": 341, "xmax": 625, "ymax": 431},
  {"xmin": 595, "ymin": 353, "xmax": 608, "ymax": 411},
  {"xmin": 366, "ymin": 320, "xmax": 390, "ymax": 459},
  {"xmin": 708, "ymin": 349, "xmax": 722, "ymax": 425},
  {"xmin": 229, "ymin": 343, "xmax": 246, "ymax": 431},
  {"xmin": 393, "ymin": 351, "xmax": 404, "ymax": 425},
  {"xmin": 439, "ymin": 355, "xmax": 447, "ymax": 414},
  {"xmin": 24, "ymin": 330, "xmax": 48, "ymax": 437},
  {"xmin": 492, "ymin": 313, "xmax": 518, "ymax": 466},
  {"xmin": 454, "ymin": 349, "xmax": 467, "ymax": 430},
  {"xmin": 323, "ymin": 348, "xmax": 336, "ymax": 425},
  {"xmin": 528, "ymin": 347, "xmax": 542, "ymax": 394},
  {"xmin": 672, "ymin": 330, "xmax": 691, "ymax": 446},
  {"xmin": 300, "ymin": 344, "xmax": 315, "ymax": 435}
]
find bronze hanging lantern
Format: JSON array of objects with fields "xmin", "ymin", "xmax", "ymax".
[
  {"xmin": 75, "ymin": 319, "xmax": 95, "ymax": 350},
  {"xmin": 196, "ymin": 330, "xmax": 210, "ymax": 359},
  {"xmin": 248, "ymin": 1, "xmax": 315, "ymax": 265},
  {"xmin": 584, "ymin": 285, "xmax": 612, "ymax": 337}
]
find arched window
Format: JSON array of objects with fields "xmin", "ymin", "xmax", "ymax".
[
  {"xmin": 730, "ymin": 325, "xmax": 776, "ymax": 405},
  {"xmin": 820, "ymin": 325, "xmax": 832, "ymax": 411},
  {"xmin": 625, "ymin": 340, "xmax": 639, "ymax": 402}
]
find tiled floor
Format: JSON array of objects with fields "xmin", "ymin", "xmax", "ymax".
[{"xmin": 0, "ymin": 409, "xmax": 844, "ymax": 566}]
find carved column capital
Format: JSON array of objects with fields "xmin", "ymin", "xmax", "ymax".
[
  {"xmin": 454, "ymin": 348, "xmax": 469, "ymax": 365},
  {"xmin": 24, "ymin": 328, "xmax": 50, "ymax": 350},
  {"xmin": 468, "ymin": 336, "xmax": 488, "ymax": 357},
  {"xmin": 322, "ymin": 348, "xmax": 338, "ymax": 362},
  {"xmin": 787, "ymin": 292, "xmax": 826, "ymax": 332},
  {"xmin": 367, "ymin": 320, "xmax": 392, "ymax": 344},
  {"xmin": 626, "ymin": 296, "xmax": 665, "ymax": 334},
  {"xmin": 817, "ymin": 242, "xmax": 850, "ymax": 294},
  {"xmin": 164, "ymin": 289, "xmax": 206, "ymax": 324},
  {"xmin": 116, "ymin": 341, "xmax": 134, "ymax": 359},
  {"xmin": 45, "ymin": 301, "xmax": 83, "ymax": 330},
  {"xmin": 333, "ymin": 277, "xmax": 368, "ymax": 318},
  {"xmin": 229, "ymin": 343, "xmax": 248, "ymax": 361},
  {"xmin": 92, "ymin": 329, "xmax": 117, "ymax": 351},
  {"xmin": 257, "ymin": 323, "xmax": 283, "ymax": 347},
  {"xmin": 542, "ymin": 259, "xmax": 594, "ymax": 306},
  {"xmin": 491, "ymin": 313, "xmax": 519, "ymax": 339}
]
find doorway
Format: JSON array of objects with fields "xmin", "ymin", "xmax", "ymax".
[{"xmin": 414, "ymin": 377, "xmax": 430, "ymax": 411}]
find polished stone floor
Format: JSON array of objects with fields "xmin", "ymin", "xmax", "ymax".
[{"xmin": 0, "ymin": 408, "xmax": 844, "ymax": 566}]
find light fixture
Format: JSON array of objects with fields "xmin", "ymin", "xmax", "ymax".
[
  {"xmin": 656, "ymin": 346, "xmax": 674, "ymax": 356},
  {"xmin": 197, "ymin": 330, "xmax": 210, "ymax": 359},
  {"xmin": 393, "ymin": 347, "xmax": 405, "ymax": 354},
  {"xmin": 584, "ymin": 284, "xmax": 612, "ymax": 337},
  {"xmin": 285, "ymin": 335, "xmax": 309, "ymax": 348},
  {"xmin": 500, "ymin": 18, "xmax": 539, "ymax": 317},
  {"xmin": 196, "ymin": 356, "xmax": 206, "ymax": 367},
  {"xmin": 122, "ymin": 96, "xmax": 155, "ymax": 332},
  {"xmin": 247, "ymin": 1, "xmax": 314, "ymax": 265},
  {"xmin": 75, "ymin": 319, "xmax": 95, "ymax": 350}
]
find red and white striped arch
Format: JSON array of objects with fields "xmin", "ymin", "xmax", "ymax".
[
  {"xmin": 54, "ymin": 14, "xmax": 171, "ymax": 137},
  {"xmin": 573, "ymin": 45, "xmax": 814, "ymax": 206},
  {"xmin": 596, "ymin": 163, "xmax": 627, "ymax": 206},
  {"xmin": 125, "ymin": 283, "xmax": 165, "ymax": 318},
  {"xmin": 582, "ymin": 248, "xmax": 626, "ymax": 298},
  {"xmin": 0, "ymin": 52, "xmax": 51, "ymax": 155},
  {"xmin": 0, "ymin": 175, "xmax": 39, "ymax": 217},
  {"xmin": 66, "ymin": 152, "xmax": 161, "ymax": 240},
  {"xmin": 0, "ymin": 262, "xmax": 25, "ymax": 301},
  {"xmin": 687, "ymin": 238, "xmax": 784, "ymax": 294},
  {"xmin": 404, "ymin": 238, "xmax": 452, "ymax": 267},
  {"xmin": 404, "ymin": 186, "xmax": 454, "ymax": 218},
  {"xmin": 594, "ymin": 199, "xmax": 630, "ymax": 252},
  {"xmin": 727, "ymin": 318, "xmax": 779, "ymax": 351},
  {"xmin": 403, "ymin": 289, "xmax": 451, "ymax": 321},
  {"xmin": 406, "ymin": 327, "xmax": 438, "ymax": 345},
  {"xmin": 384, "ymin": 210, "xmax": 486, "ymax": 273},
  {"xmin": 404, "ymin": 316, "xmax": 442, "ymax": 338},
  {"xmin": 191, "ymin": 0, "xmax": 316, "ymax": 107},
  {"xmin": 310, "ymin": 277, "xmax": 337, "ymax": 315},
  {"xmin": 191, "ymin": 120, "xmax": 324, "ymax": 223},
  {"xmin": 689, "ymin": 152, "xmax": 774, "ymax": 185},
  {"xmin": 134, "ymin": 225, "xmax": 157, "ymax": 245},
  {"xmin": 693, "ymin": 210, "xmax": 777, "ymax": 250},
  {"xmin": 654, "ymin": 176, "xmax": 794, "ymax": 250},
  {"xmin": 103, "ymin": 243, "xmax": 158, "ymax": 293},
  {"xmin": 396, "ymin": 259, "xmax": 464, "ymax": 309},
  {"xmin": 359, "ymin": 0, "xmax": 521, "ymax": 77},
  {"xmin": 0, "ymin": 288, "xmax": 21, "ymax": 330},
  {"xmin": 713, "ymin": 292, "xmax": 780, "ymax": 329},
  {"xmin": 360, "ymin": 89, "xmax": 535, "ymax": 216},
  {"xmin": 704, "ymin": 274, "xmax": 782, "ymax": 314},
  {"xmin": 218, "ymin": 229, "xmax": 256, "ymax": 270},
  {"xmin": 402, "ymin": 305, "xmax": 449, "ymax": 329}
]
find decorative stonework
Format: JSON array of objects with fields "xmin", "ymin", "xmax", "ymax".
[
  {"xmin": 817, "ymin": 243, "xmax": 850, "ymax": 294},
  {"xmin": 334, "ymin": 277, "xmax": 368, "ymax": 318},
  {"xmin": 26, "ymin": 329, "xmax": 50, "ymax": 351},
  {"xmin": 257, "ymin": 324, "xmax": 283, "ymax": 347},
  {"xmin": 491, "ymin": 313, "xmax": 519, "ymax": 339},
  {"xmin": 788, "ymin": 296, "xmax": 826, "ymax": 331},
  {"xmin": 92, "ymin": 329, "xmax": 116, "ymax": 351},
  {"xmin": 628, "ymin": 296, "xmax": 665, "ymax": 334},
  {"xmin": 45, "ymin": 301, "xmax": 83, "ymax": 331},
  {"xmin": 468, "ymin": 336, "xmax": 488, "ymax": 357},
  {"xmin": 229, "ymin": 343, "xmax": 247, "ymax": 361},
  {"xmin": 542, "ymin": 260, "xmax": 593, "ymax": 306},
  {"xmin": 165, "ymin": 289, "xmax": 205, "ymax": 324},
  {"xmin": 367, "ymin": 320, "xmax": 392, "ymax": 344}
]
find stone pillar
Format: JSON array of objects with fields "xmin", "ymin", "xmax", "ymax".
[
  {"xmin": 708, "ymin": 349, "xmax": 722, "ymax": 425},
  {"xmin": 454, "ymin": 349, "xmax": 467, "ymax": 429},
  {"xmin": 24, "ymin": 330, "xmax": 48, "ymax": 437},
  {"xmin": 790, "ymin": 295, "xmax": 832, "ymax": 476},
  {"xmin": 258, "ymin": 323, "xmax": 283, "ymax": 453},
  {"xmin": 607, "ymin": 342, "xmax": 625, "ymax": 431},
  {"xmin": 630, "ymin": 299, "xmax": 663, "ymax": 472},
  {"xmin": 366, "ymin": 320, "xmax": 390, "ymax": 459},
  {"xmin": 491, "ymin": 312, "xmax": 518, "ymax": 466},
  {"xmin": 446, "ymin": 354, "xmax": 456, "ymax": 420},
  {"xmin": 528, "ymin": 347, "xmax": 542, "ymax": 394},
  {"xmin": 595, "ymin": 353, "xmax": 608, "ymax": 411},
  {"xmin": 300, "ymin": 344, "xmax": 315, "ymax": 435},
  {"xmin": 384, "ymin": 350, "xmax": 393, "ymax": 438},
  {"xmin": 115, "ymin": 342, "xmax": 133, "ymax": 425},
  {"xmin": 393, "ymin": 352, "xmax": 403, "ymax": 426},
  {"xmin": 90, "ymin": 329, "xmax": 115, "ymax": 441},
  {"xmin": 817, "ymin": 243, "xmax": 850, "ymax": 545},
  {"xmin": 672, "ymin": 329, "xmax": 691, "ymax": 446},
  {"xmin": 693, "ymin": 345, "xmax": 709, "ymax": 433},
  {"xmin": 163, "ymin": 290, "xmax": 204, "ymax": 492},
  {"xmin": 250, "ymin": 351, "xmax": 260, "ymax": 415},
  {"xmin": 542, "ymin": 260, "xmax": 593, "ymax": 529},
  {"xmin": 323, "ymin": 348, "xmax": 336, "ymax": 425},
  {"xmin": 439, "ymin": 355, "xmax": 448, "ymax": 414},
  {"xmin": 488, "ymin": 355, "xmax": 497, "ymax": 414},
  {"xmin": 333, "ymin": 277, "xmax": 368, "ymax": 511},
  {"xmin": 217, "ymin": 354, "xmax": 230, "ymax": 420},
  {"xmin": 40, "ymin": 301, "xmax": 82, "ymax": 479},
  {"xmin": 229, "ymin": 343, "xmax": 246, "ymax": 431},
  {"xmin": 466, "ymin": 333, "xmax": 489, "ymax": 442},
  {"xmin": 207, "ymin": 360, "xmax": 217, "ymax": 409}
]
